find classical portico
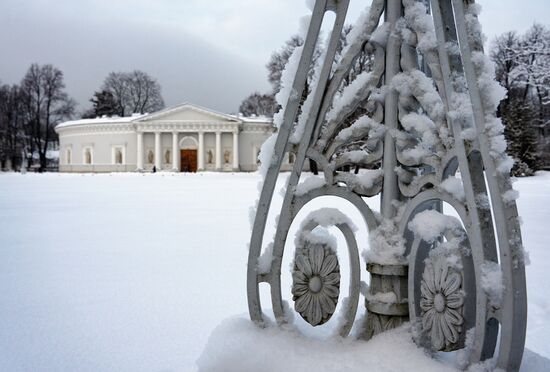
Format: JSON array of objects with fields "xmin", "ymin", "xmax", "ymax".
[
  {"xmin": 56, "ymin": 103, "xmax": 272, "ymax": 173},
  {"xmin": 135, "ymin": 128, "xmax": 240, "ymax": 172},
  {"xmin": 133, "ymin": 104, "xmax": 244, "ymax": 172}
]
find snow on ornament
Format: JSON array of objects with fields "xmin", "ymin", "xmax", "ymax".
[{"xmin": 247, "ymin": 0, "xmax": 527, "ymax": 370}]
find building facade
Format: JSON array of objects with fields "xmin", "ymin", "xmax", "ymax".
[{"xmin": 55, "ymin": 103, "xmax": 292, "ymax": 173}]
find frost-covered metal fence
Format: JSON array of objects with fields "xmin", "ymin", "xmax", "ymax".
[{"xmin": 247, "ymin": 0, "xmax": 527, "ymax": 370}]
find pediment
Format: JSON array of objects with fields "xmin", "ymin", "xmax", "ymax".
[{"xmin": 138, "ymin": 103, "xmax": 240, "ymax": 123}]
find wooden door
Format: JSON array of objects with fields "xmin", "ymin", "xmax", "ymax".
[{"xmin": 180, "ymin": 150, "xmax": 198, "ymax": 172}]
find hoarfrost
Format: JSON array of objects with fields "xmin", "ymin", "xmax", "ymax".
[
  {"xmin": 297, "ymin": 228, "xmax": 338, "ymax": 252},
  {"xmin": 496, "ymin": 155, "xmax": 514, "ymax": 174},
  {"xmin": 340, "ymin": 6, "xmax": 371, "ymax": 58},
  {"xmin": 461, "ymin": 127, "xmax": 477, "ymax": 141},
  {"xmin": 402, "ymin": 0, "xmax": 438, "ymax": 53},
  {"xmin": 481, "ymin": 261, "xmax": 505, "ymax": 308},
  {"xmin": 408, "ymin": 210, "xmax": 462, "ymax": 243},
  {"xmin": 336, "ymin": 115, "xmax": 385, "ymax": 143},
  {"xmin": 295, "ymin": 175, "xmax": 326, "ymax": 196},
  {"xmin": 299, "ymin": 208, "xmax": 358, "ymax": 232},
  {"xmin": 326, "ymin": 71, "xmax": 373, "ymax": 122},
  {"xmin": 338, "ymin": 169, "xmax": 384, "ymax": 191},
  {"xmin": 475, "ymin": 193, "xmax": 491, "ymax": 210},
  {"xmin": 370, "ymin": 22, "xmax": 391, "ymax": 46},
  {"xmin": 502, "ymin": 189, "xmax": 519, "ymax": 205},
  {"xmin": 391, "ymin": 71, "xmax": 445, "ymax": 122},
  {"xmin": 438, "ymin": 177, "xmax": 466, "ymax": 202},
  {"xmin": 341, "ymin": 150, "xmax": 369, "ymax": 163},
  {"xmin": 258, "ymin": 133, "xmax": 278, "ymax": 178},
  {"xmin": 400, "ymin": 113, "xmax": 437, "ymax": 146},
  {"xmin": 258, "ymin": 13, "xmax": 310, "ymax": 180},
  {"xmin": 456, "ymin": 328, "xmax": 476, "ymax": 369},
  {"xmin": 273, "ymin": 45, "xmax": 304, "ymax": 130},
  {"xmin": 364, "ymin": 218, "xmax": 407, "ymax": 265},
  {"xmin": 291, "ymin": 34, "xmax": 326, "ymax": 144},
  {"xmin": 257, "ymin": 243, "xmax": 274, "ymax": 275},
  {"xmin": 471, "ymin": 52, "xmax": 506, "ymax": 112}
]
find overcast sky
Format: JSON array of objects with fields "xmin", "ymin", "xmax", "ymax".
[{"xmin": 1, "ymin": 0, "xmax": 548, "ymax": 114}]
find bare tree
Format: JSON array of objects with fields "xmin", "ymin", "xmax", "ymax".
[
  {"xmin": 338, "ymin": 24, "xmax": 374, "ymax": 88},
  {"xmin": 20, "ymin": 63, "xmax": 75, "ymax": 171},
  {"xmin": 0, "ymin": 83, "xmax": 26, "ymax": 169},
  {"xmin": 266, "ymin": 35, "xmax": 323, "ymax": 97},
  {"xmin": 101, "ymin": 70, "xmax": 164, "ymax": 117}
]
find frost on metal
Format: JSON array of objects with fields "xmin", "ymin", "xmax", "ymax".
[{"xmin": 247, "ymin": 0, "xmax": 527, "ymax": 371}]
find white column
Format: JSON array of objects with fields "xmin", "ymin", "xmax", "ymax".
[
  {"xmin": 137, "ymin": 132, "xmax": 144, "ymax": 170},
  {"xmin": 154, "ymin": 132, "xmax": 161, "ymax": 170},
  {"xmin": 215, "ymin": 131, "xmax": 222, "ymax": 171},
  {"xmin": 172, "ymin": 132, "xmax": 179, "ymax": 171},
  {"xmin": 198, "ymin": 131, "xmax": 205, "ymax": 171},
  {"xmin": 232, "ymin": 130, "xmax": 239, "ymax": 170}
]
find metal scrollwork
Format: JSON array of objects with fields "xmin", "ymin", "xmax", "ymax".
[{"xmin": 247, "ymin": 0, "xmax": 527, "ymax": 370}]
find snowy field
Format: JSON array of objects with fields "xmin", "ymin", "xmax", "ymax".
[{"xmin": 0, "ymin": 171, "xmax": 549, "ymax": 371}]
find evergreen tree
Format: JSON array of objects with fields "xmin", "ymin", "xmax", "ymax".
[
  {"xmin": 88, "ymin": 90, "xmax": 118, "ymax": 118},
  {"xmin": 238, "ymin": 92, "xmax": 277, "ymax": 117},
  {"xmin": 502, "ymin": 93, "xmax": 541, "ymax": 176}
]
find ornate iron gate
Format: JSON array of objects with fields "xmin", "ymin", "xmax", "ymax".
[{"xmin": 247, "ymin": 1, "xmax": 527, "ymax": 370}]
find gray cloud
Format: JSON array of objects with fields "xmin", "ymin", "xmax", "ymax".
[{"xmin": 1, "ymin": 0, "xmax": 548, "ymax": 115}]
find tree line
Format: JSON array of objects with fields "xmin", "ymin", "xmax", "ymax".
[
  {"xmin": 491, "ymin": 24, "xmax": 550, "ymax": 176},
  {"xmin": 0, "ymin": 66, "xmax": 164, "ymax": 171},
  {"xmin": 239, "ymin": 23, "xmax": 550, "ymax": 176}
]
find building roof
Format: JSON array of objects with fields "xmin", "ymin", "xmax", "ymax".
[
  {"xmin": 55, "ymin": 103, "xmax": 273, "ymax": 130},
  {"xmin": 55, "ymin": 113, "xmax": 146, "ymax": 129}
]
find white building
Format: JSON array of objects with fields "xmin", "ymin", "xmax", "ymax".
[{"xmin": 56, "ymin": 103, "xmax": 293, "ymax": 173}]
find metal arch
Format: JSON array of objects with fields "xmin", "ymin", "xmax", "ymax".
[
  {"xmin": 408, "ymin": 226, "xmax": 477, "ymax": 351},
  {"xmin": 398, "ymin": 188, "xmax": 493, "ymax": 354},
  {"xmin": 299, "ymin": 219, "xmax": 361, "ymax": 337},
  {"xmin": 258, "ymin": 184, "xmax": 378, "ymax": 329},
  {"xmin": 247, "ymin": 0, "xmax": 350, "ymax": 325},
  {"xmin": 397, "ymin": 189, "xmax": 470, "ymax": 245},
  {"xmin": 450, "ymin": 2, "xmax": 527, "ymax": 368}
]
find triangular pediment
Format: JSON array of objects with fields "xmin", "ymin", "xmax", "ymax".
[{"xmin": 137, "ymin": 103, "xmax": 240, "ymax": 123}]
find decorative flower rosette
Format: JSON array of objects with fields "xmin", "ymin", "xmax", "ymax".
[
  {"xmin": 420, "ymin": 253, "xmax": 465, "ymax": 351},
  {"xmin": 292, "ymin": 242, "xmax": 341, "ymax": 326}
]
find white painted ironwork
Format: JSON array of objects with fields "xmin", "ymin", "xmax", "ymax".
[{"xmin": 246, "ymin": 0, "xmax": 527, "ymax": 370}]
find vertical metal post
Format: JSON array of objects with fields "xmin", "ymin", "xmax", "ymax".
[
  {"xmin": 380, "ymin": 0, "xmax": 402, "ymax": 218},
  {"xmin": 363, "ymin": 0, "xmax": 409, "ymax": 340}
]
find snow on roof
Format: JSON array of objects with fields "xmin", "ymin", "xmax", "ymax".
[
  {"xmin": 55, "ymin": 113, "xmax": 146, "ymax": 129},
  {"xmin": 237, "ymin": 114, "xmax": 273, "ymax": 124},
  {"xmin": 55, "ymin": 103, "xmax": 274, "ymax": 130}
]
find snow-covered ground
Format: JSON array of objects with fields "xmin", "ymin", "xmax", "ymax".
[{"xmin": 0, "ymin": 171, "xmax": 549, "ymax": 371}]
